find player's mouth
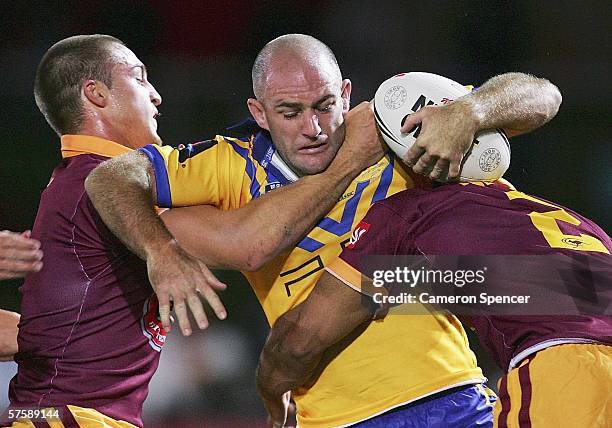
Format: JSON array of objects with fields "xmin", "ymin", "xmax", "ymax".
[
  {"xmin": 151, "ymin": 111, "xmax": 161, "ymax": 130},
  {"xmin": 299, "ymin": 141, "xmax": 328, "ymax": 155}
]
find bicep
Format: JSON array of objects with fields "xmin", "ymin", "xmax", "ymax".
[{"xmin": 86, "ymin": 151, "xmax": 153, "ymax": 196}]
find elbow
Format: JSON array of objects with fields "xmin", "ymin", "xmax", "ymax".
[
  {"xmin": 216, "ymin": 241, "xmax": 265, "ymax": 272},
  {"xmin": 542, "ymin": 79, "xmax": 562, "ymax": 121},
  {"xmin": 550, "ymin": 84, "xmax": 562, "ymax": 117},
  {"xmin": 533, "ymin": 78, "xmax": 562, "ymax": 126},
  {"xmin": 209, "ymin": 252, "xmax": 266, "ymax": 272},
  {"xmin": 241, "ymin": 252, "xmax": 267, "ymax": 272},
  {"xmin": 238, "ymin": 239, "xmax": 275, "ymax": 272}
]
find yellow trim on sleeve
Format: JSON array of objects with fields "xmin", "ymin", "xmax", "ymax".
[{"xmin": 326, "ymin": 257, "xmax": 365, "ymax": 293}]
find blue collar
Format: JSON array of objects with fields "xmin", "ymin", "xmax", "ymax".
[{"xmin": 227, "ymin": 118, "xmax": 297, "ymax": 185}]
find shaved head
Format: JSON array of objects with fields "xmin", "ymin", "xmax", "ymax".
[
  {"xmin": 252, "ymin": 34, "xmax": 342, "ymax": 100},
  {"xmin": 247, "ymin": 34, "xmax": 351, "ymax": 177}
]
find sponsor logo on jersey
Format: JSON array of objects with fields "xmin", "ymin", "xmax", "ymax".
[
  {"xmin": 339, "ymin": 190, "xmax": 355, "ymax": 202},
  {"xmin": 265, "ymin": 182, "xmax": 282, "ymax": 193},
  {"xmin": 346, "ymin": 221, "xmax": 371, "ymax": 249},
  {"xmin": 562, "ymin": 237, "xmax": 588, "ymax": 248},
  {"xmin": 356, "ymin": 158, "xmax": 388, "ymax": 181},
  {"xmin": 141, "ymin": 294, "xmax": 167, "ymax": 352},
  {"xmin": 261, "ymin": 146, "xmax": 275, "ymax": 168}
]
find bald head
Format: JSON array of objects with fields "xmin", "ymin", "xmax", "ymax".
[{"xmin": 252, "ymin": 34, "xmax": 342, "ymax": 100}]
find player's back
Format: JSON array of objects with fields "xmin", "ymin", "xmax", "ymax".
[
  {"xmin": 381, "ymin": 181, "xmax": 608, "ymax": 256},
  {"xmin": 9, "ymin": 153, "xmax": 160, "ymax": 427},
  {"xmin": 380, "ymin": 181, "xmax": 612, "ymax": 371}
]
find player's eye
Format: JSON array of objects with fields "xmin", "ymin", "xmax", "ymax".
[
  {"xmin": 319, "ymin": 101, "xmax": 335, "ymax": 112},
  {"xmin": 283, "ymin": 112, "xmax": 299, "ymax": 119},
  {"xmin": 136, "ymin": 71, "xmax": 147, "ymax": 84}
]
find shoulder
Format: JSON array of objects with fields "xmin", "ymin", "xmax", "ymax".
[{"xmin": 55, "ymin": 154, "xmax": 108, "ymax": 182}]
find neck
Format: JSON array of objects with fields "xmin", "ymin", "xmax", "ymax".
[{"xmin": 78, "ymin": 122, "xmax": 134, "ymax": 149}]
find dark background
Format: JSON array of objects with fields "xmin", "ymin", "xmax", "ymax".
[{"xmin": 0, "ymin": 1, "xmax": 609, "ymax": 425}]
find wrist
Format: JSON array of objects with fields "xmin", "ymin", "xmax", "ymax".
[
  {"xmin": 325, "ymin": 149, "xmax": 362, "ymax": 182},
  {"xmin": 454, "ymin": 94, "xmax": 484, "ymax": 133},
  {"xmin": 143, "ymin": 235, "xmax": 180, "ymax": 262}
]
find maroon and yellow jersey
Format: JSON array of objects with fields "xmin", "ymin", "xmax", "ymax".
[
  {"xmin": 4, "ymin": 136, "xmax": 165, "ymax": 428},
  {"xmin": 329, "ymin": 181, "xmax": 612, "ymax": 371}
]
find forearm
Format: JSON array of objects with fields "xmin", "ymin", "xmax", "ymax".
[
  {"xmin": 164, "ymin": 153, "xmax": 363, "ymax": 272},
  {"xmin": 256, "ymin": 310, "xmax": 323, "ymax": 399},
  {"xmin": 256, "ymin": 276, "xmax": 374, "ymax": 398},
  {"xmin": 252, "ymin": 99, "xmax": 386, "ymax": 262},
  {"xmin": 459, "ymin": 72, "xmax": 562, "ymax": 137},
  {"xmin": 87, "ymin": 153, "xmax": 227, "ymax": 335},
  {"xmin": 85, "ymin": 152, "xmax": 175, "ymax": 261},
  {"xmin": 0, "ymin": 309, "xmax": 19, "ymax": 361},
  {"xmin": 232, "ymin": 107, "xmax": 384, "ymax": 270},
  {"xmin": 235, "ymin": 159, "xmax": 361, "ymax": 270}
]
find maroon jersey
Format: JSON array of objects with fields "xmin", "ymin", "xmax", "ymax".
[
  {"xmin": 338, "ymin": 181, "xmax": 612, "ymax": 371},
  {"xmin": 6, "ymin": 136, "xmax": 166, "ymax": 427}
]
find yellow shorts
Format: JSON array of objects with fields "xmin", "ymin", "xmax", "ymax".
[
  {"xmin": 4, "ymin": 405, "xmax": 137, "ymax": 428},
  {"xmin": 494, "ymin": 343, "xmax": 612, "ymax": 427}
]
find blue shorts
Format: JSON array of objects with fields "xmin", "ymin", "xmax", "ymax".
[{"xmin": 350, "ymin": 384, "xmax": 496, "ymax": 428}]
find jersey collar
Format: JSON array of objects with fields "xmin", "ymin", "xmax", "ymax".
[
  {"xmin": 227, "ymin": 118, "xmax": 299, "ymax": 184},
  {"xmin": 60, "ymin": 135, "xmax": 133, "ymax": 159}
]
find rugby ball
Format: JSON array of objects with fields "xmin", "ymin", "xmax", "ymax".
[{"xmin": 373, "ymin": 72, "xmax": 510, "ymax": 181}]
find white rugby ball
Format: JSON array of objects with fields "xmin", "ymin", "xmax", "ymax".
[{"xmin": 373, "ymin": 72, "xmax": 510, "ymax": 181}]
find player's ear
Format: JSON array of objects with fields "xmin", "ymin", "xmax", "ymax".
[
  {"xmin": 341, "ymin": 79, "xmax": 352, "ymax": 113},
  {"xmin": 83, "ymin": 79, "xmax": 109, "ymax": 108},
  {"xmin": 247, "ymin": 98, "xmax": 269, "ymax": 131}
]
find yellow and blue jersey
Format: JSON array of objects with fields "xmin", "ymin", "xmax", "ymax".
[{"xmin": 140, "ymin": 119, "xmax": 484, "ymax": 427}]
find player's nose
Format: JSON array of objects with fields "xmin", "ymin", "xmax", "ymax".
[
  {"xmin": 149, "ymin": 82, "xmax": 162, "ymax": 106},
  {"xmin": 302, "ymin": 113, "xmax": 321, "ymax": 139}
]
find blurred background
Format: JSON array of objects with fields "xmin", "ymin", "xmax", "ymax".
[{"xmin": 0, "ymin": 1, "xmax": 609, "ymax": 426}]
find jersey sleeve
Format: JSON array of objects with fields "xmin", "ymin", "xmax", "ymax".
[
  {"xmin": 326, "ymin": 202, "xmax": 410, "ymax": 296},
  {"xmin": 139, "ymin": 136, "xmax": 256, "ymax": 210}
]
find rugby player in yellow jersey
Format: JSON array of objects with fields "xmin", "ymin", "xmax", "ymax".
[{"xmin": 86, "ymin": 34, "xmax": 561, "ymax": 427}]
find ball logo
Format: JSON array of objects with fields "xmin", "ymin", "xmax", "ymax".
[
  {"xmin": 141, "ymin": 294, "xmax": 167, "ymax": 352},
  {"xmin": 479, "ymin": 148, "xmax": 501, "ymax": 172},
  {"xmin": 346, "ymin": 221, "xmax": 371, "ymax": 249},
  {"xmin": 384, "ymin": 85, "xmax": 407, "ymax": 110}
]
